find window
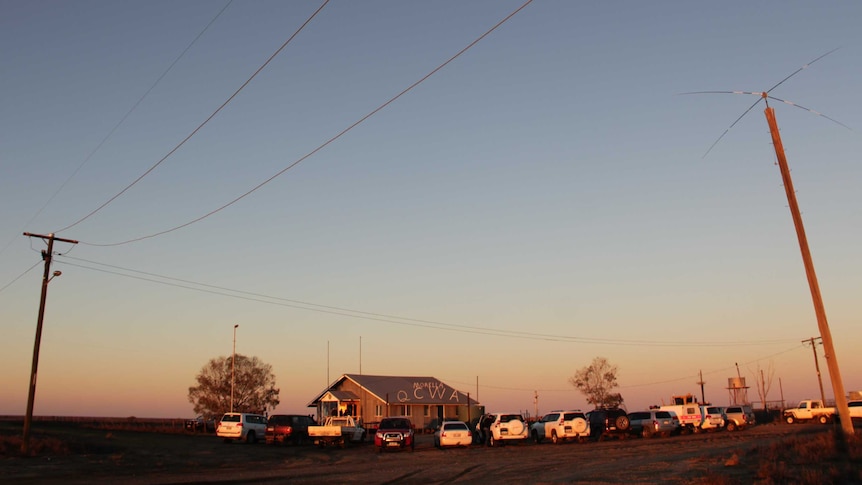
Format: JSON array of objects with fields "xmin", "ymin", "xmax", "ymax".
[
  {"xmin": 375, "ymin": 405, "xmax": 383, "ymax": 417},
  {"xmin": 391, "ymin": 405, "xmax": 412, "ymax": 417},
  {"xmin": 424, "ymin": 405, "xmax": 431, "ymax": 417}
]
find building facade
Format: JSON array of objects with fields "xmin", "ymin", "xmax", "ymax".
[{"xmin": 308, "ymin": 374, "xmax": 481, "ymax": 431}]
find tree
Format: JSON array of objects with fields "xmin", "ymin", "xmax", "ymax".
[
  {"xmin": 188, "ymin": 354, "xmax": 280, "ymax": 419},
  {"xmin": 751, "ymin": 361, "xmax": 776, "ymax": 411},
  {"xmin": 569, "ymin": 356, "xmax": 624, "ymax": 409}
]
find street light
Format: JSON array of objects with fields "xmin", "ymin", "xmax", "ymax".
[
  {"xmin": 21, "ymin": 232, "xmax": 77, "ymax": 456},
  {"xmin": 231, "ymin": 324, "xmax": 238, "ymax": 413}
]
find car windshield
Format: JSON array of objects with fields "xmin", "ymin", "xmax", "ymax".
[
  {"xmin": 563, "ymin": 412, "xmax": 585, "ymax": 420},
  {"xmin": 628, "ymin": 412, "xmax": 650, "ymax": 420},
  {"xmin": 380, "ymin": 419, "xmax": 410, "ymax": 429},
  {"xmin": 268, "ymin": 416, "xmax": 291, "ymax": 425},
  {"xmin": 543, "ymin": 413, "xmax": 560, "ymax": 422},
  {"xmin": 656, "ymin": 412, "xmax": 672, "ymax": 419},
  {"xmin": 221, "ymin": 414, "xmax": 240, "ymax": 422},
  {"xmin": 500, "ymin": 415, "xmax": 522, "ymax": 423}
]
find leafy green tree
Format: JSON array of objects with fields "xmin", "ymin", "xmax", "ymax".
[
  {"xmin": 188, "ymin": 354, "xmax": 280, "ymax": 419},
  {"xmin": 569, "ymin": 356, "xmax": 624, "ymax": 408}
]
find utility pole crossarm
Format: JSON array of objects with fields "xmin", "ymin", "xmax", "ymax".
[{"xmin": 23, "ymin": 232, "xmax": 79, "ymax": 245}]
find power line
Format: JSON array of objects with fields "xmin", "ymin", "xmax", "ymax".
[
  {"xmin": 0, "ymin": 1, "xmax": 234, "ymax": 259},
  {"xmin": 55, "ymin": 0, "xmax": 331, "ymax": 234},
  {"xmin": 442, "ymin": 344, "xmax": 806, "ymax": 394},
  {"xmin": 0, "ymin": 260, "xmax": 42, "ymax": 294},
  {"xmin": 56, "ymin": 255, "xmax": 799, "ymax": 348},
  {"xmin": 78, "ymin": 0, "xmax": 536, "ymax": 247}
]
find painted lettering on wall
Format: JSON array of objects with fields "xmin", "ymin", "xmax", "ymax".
[{"xmin": 394, "ymin": 382, "xmax": 463, "ymax": 402}]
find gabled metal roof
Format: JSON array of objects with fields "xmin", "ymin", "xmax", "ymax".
[{"xmin": 307, "ymin": 374, "xmax": 478, "ymax": 407}]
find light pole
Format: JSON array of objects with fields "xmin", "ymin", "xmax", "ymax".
[
  {"xmin": 231, "ymin": 324, "xmax": 238, "ymax": 413},
  {"xmin": 21, "ymin": 231, "xmax": 77, "ymax": 456}
]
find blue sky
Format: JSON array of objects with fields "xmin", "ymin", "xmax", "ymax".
[{"xmin": 2, "ymin": 0, "xmax": 861, "ymax": 418}]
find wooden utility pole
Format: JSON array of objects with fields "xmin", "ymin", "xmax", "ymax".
[
  {"xmin": 764, "ymin": 105, "xmax": 853, "ymax": 436},
  {"xmin": 802, "ymin": 337, "xmax": 827, "ymax": 406},
  {"xmin": 21, "ymin": 232, "xmax": 78, "ymax": 455},
  {"xmin": 696, "ymin": 370, "xmax": 706, "ymax": 404}
]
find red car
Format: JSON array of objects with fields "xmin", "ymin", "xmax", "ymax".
[
  {"xmin": 374, "ymin": 417, "xmax": 415, "ymax": 452},
  {"xmin": 265, "ymin": 414, "xmax": 315, "ymax": 445}
]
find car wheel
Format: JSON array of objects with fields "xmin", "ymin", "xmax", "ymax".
[
  {"xmin": 726, "ymin": 421, "xmax": 737, "ymax": 432},
  {"xmin": 510, "ymin": 420, "xmax": 525, "ymax": 436},
  {"xmin": 616, "ymin": 416, "xmax": 630, "ymax": 431},
  {"xmin": 551, "ymin": 430, "xmax": 560, "ymax": 444},
  {"xmin": 572, "ymin": 418, "xmax": 588, "ymax": 434},
  {"xmin": 785, "ymin": 416, "xmax": 795, "ymax": 425},
  {"xmin": 818, "ymin": 415, "xmax": 828, "ymax": 424},
  {"xmin": 246, "ymin": 431, "xmax": 257, "ymax": 444},
  {"xmin": 642, "ymin": 427, "xmax": 653, "ymax": 439}
]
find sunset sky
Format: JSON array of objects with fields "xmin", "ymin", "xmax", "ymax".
[{"xmin": 2, "ymin": 1, "xmax": 861, "ymax": 419}]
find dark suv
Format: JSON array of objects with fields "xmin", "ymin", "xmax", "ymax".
[
  {"xmin": 586, "ymin": 408, "xmax": 630, "ymax": 440},
  {"xmin": 265, "ymin": 414, "xmax": 315, "ymax": 445}
]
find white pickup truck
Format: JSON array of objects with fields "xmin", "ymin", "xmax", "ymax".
[
  {"xmin": 307, "ymin": 416, "xmax": 366, "ymax": 447},
  {"xmin": 783, "ymin": 399, "xmax": 836, "ymax": 424}
]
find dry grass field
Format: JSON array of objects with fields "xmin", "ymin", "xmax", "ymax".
[{"xmin": 1, "ymin": 418, "xmax": 860, "ymax": 484}]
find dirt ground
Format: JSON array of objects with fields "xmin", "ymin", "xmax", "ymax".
[{"xmin": 0, "ymin": 421, "xmax": 848, "ymax": 484}]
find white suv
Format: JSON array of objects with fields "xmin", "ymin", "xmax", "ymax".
[
  {"xmin": 217, "ymin": 412, "xmax": 268, "ymax": 443},
  {"xmin": 699, "ymin": 406, "xmax": 725, "ymax": 431},
  {"xmin": 530, "ymin": 410, "xmax": 590, "ymax": 444},
  {"xmin": 482, "ymin": 413, "xmax": 528, "ymax": 446}
]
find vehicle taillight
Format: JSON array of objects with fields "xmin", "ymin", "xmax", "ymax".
[
  {"xmin": 653, "ymin": 420, "xmax": 658, "ymax": 430},
  {"xmin": 237, "ymin": 423, "xmax": 243, "ymax": 427},
  {"xmin": 467, "ymin": 430, "xmax": 472, "ymax": 436}
]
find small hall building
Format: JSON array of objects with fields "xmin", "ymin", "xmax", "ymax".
[{"xmin": 307, "ymin": 374, "xmax": 481, "ymax": 431}]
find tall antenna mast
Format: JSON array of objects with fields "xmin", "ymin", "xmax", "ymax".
[
  {"xmin": 685, "ymin": 50, "xmax": 853, "ymax": 435},
  {"xmin": 764, "ymin": 105, "xmax": 851, "ymax": 433}
]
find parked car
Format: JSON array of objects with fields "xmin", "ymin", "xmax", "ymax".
[
  {"xmin": 184, "ymin": 416, "xmax": 215, "ymax": 433},
  {"xmin": 530, "ymin": 410, "xmax": 590, "ymax": 444},
  {"xmin": 723, "ymin": 406, "xmax": 754, "ymax": 431},
  {"xmin": 265, "ymin": 414, "xmax": 315, "ymax": 445},
  {"xmin": 434, "ymin": 420, "xmax": 473, "ymax": 448},
  {"xmin": 699, "ymin": 406, "xmax": 725, "ymax": 432},
  {"xmin": 479, "ymin": 413, "xmax": 529, "ymax": 446},
  {"xmin": 586, "ymin": 408, "xmax": 630, "ymax": 440},
  {"xmin": 216, "ymin": 412, "xmax": 268, "ymax": 443},
  {"xmin": 848, "ymin": 401, "xmax": 862, "ymax": 423},
  {"xmin": 374, "ymin": 417, "xmax": 415, "ymax": 452},
  {"xmin": 627, "ymin": 410, "xmax": 679, "ymax": 438}
]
